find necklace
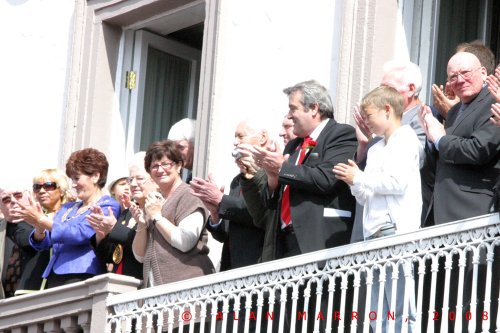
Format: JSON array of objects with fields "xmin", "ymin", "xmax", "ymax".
[{"xmin": 62, "ymin": 198, "xmax": 99, "ymax": 222}]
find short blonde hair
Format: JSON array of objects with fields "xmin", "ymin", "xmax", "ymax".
[
  {"xmin": 360, "ymin": 86, "xmax": 405, "ymax": 118},
  {"xmin": 33, "ymin": 168, "xmax": 73, "ymax": 204}
]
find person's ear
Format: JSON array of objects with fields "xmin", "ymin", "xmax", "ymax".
[
  {"xmin": 259, "ymin": 130, "xmax": 269, "ymax": 146},
  {"xmin": 92, "ymin": 173, "xmax": 100, "ymax": 185},
  {"xmin": 385, "ymin": 104, "xmax": 392, "ymax": 119},
  {"xmin": 310, "ymin": 103, "xmax": 320, "ymax": 116},
  {"xmin": 408, "ymin": 83, "xmax": 416, "ymax": 97}
]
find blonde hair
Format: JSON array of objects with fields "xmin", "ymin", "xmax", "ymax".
[
  {"xmin": 360, "ymin": 86, "xmax": 405, "ymax": 118},
  {"xmin": 33, "ymin": 168, "xmax": 74, "ymax": 204}
]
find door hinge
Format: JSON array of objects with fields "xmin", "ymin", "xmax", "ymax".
[{"xmin": 125, "ymin": 71, "xmax": 137, "ymax": 90}]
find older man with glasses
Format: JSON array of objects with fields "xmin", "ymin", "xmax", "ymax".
[
  {"xmin": 0, "ymin": 185, "xmax": 49, "ymax": 297},
  {"xmin": 419, "ymin": 51, "xmax": 500, "ymax": 225},
  {"xmin": 419, "ymin": 52, "xmax": 500, "ymax": 332}
]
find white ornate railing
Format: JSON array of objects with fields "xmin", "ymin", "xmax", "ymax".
[
  {"xmin": 0, "ymin": 274, "xmax": 141, "ymax": 333},
  {"xmin": 106, "ymin": 213, "xmax": 500, "ymax": 333}
]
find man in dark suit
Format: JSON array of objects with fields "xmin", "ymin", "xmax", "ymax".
[
  {"xmin": 419, "ymin": 51, "xmax": 500, "ymax": 224},
  {"xmin": 190, "ymin": 119, "xmax": 268, "ymax": 270},
  {"xmin": 252, "ymin": 80, "xmax": 357, "ymax": 258},
  {"xmin": 419, "ymin": 52, "xmax": 500, "ymax": 332},
  {"xmin": 0, "ymin": 185, "xmax": 50, "ymax": 295}
]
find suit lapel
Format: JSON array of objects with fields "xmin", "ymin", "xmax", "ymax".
[{"xmin": 447, "ymin": 87, "xmax": 489, "ymax": 134}]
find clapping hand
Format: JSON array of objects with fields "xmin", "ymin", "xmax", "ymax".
[
  {"xmin": 11, "ymin": 194, "xmax": 43, "ymax": 225},
  {"xmin": 144, "ymin": 191, "xmax": 164, "ymax": 221},
  {"xmin": 486, "ymin": 67, "xmax": 500, "ymax": 103},
  {"xmin": 491, "ymin": 103, "xmax": 500, "ymax": 127},
  {"xmin": 432, "ymin": 83, "xmax": 459, "ymax": 118},
  {"xmin": 235, "ymin": 143, "xmax": 260, "ymax": 178},
  {"xmin": 419, "ymin": 104, "xmax": 445, "ymax": 143},
  {"xmin": 87, "ymin": 206, "xmax": 117, "ymax": 241},
  {"xmin": 333, "ymin": 159, "xmax": 359, "ymax": 186},
  {"xmin": 129, "ymin": 201, "xmax": 146, "ymax": 226}
]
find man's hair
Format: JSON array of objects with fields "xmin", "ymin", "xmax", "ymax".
[
  {"xmin": 382, "ymin": 60, "xmax": 422, "ymax": 97},
  {"xmin": 283, "ymin": 80, "xmax": 334, "ymax": 119},
  {"xmin": 361, "ymin": 86, "xmax": 405, "ymax": 118},
  {"xmin": 167, "ymin": 118, "xmax": 195, "ymax": 142},
  {"xmin": 456, "ymin": 41, "xmax": 496, "ymax": 75}
]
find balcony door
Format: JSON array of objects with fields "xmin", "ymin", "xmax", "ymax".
[{"xmin": 125, "ymin": 29, "xmax": 201, "ymax": 153}]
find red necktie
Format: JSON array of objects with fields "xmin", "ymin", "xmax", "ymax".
[{"xmin": 280, "ymin": 136, "xmax": 316, "ymax": 228}]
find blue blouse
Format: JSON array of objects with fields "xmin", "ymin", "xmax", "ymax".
[{"xmin": 30, "ymin": 195, "xmax": 120, "ymax": 278}]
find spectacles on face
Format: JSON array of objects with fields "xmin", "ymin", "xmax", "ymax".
[
  {"xmin": 447, "ymin": 67, "xmax": 481, "ymax": 83},
  {"xmin": 1, "ymin": 192, "xmax": 24, "ymax": 205},
  {"xmin": 150, "ymin": 161, "xmax": 176, "ymax": 172},
  {"xmin": 33, "ymin": 182, "xmax": 59, "ymax": 193},
  {"xmin": 127, "ymin": 176, "xmax": 148, "ymax": 185}
]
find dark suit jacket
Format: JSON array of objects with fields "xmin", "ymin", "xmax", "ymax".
[
  {"xmin": 428, "ymin": 86, "xmax": 500, "ymax": 224},
  {"xmin": 6, "ymin": 221, "xmax": 50, "ymax": 291},
  {"xmin": 206, "ymin": 174, "xmax": 265, "ymax": 270},
  {"xmin": 265, "ymin": 118, "xmax": 357, "ymax": 255},
  {"xmin": 91, "ymin": 209, "xmax": 143, "ymax": 280},
  {"xmin": 240, "ymin": 169, "xmax": 277, "ymax": 262}
]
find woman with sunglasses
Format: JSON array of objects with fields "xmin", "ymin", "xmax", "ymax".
[
  {"xmin": 17, "ymin": 169, "xmax": 75, "ymax": 292},
  {"xmin": 88, "ymin": 152, "xmax": 155, "ymax": 280},
  {"xmin": 32, "ymin": 169, "xmax": 74, "ymax": 217},
  {"xmin": 15, "ymin": 148, "xmax": 120, "ymax": 288},
  {"xmin": 132, "ymin": 140, "xmax": 214, "ymax": 287}
]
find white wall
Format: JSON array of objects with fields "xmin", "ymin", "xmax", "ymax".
[
  {"xmin": 0, "ymin": 0, "xmax": 75, "ymax": 186},
  {"xmin": 206, "ymin": 0, "xmax": 341, "ymax": 189}
]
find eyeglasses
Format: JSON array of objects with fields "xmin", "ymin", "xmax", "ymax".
[
  {"xmin": 33, "ymin": 182, "xmax": 59, "ymax": 193},
  {"xmin": 150, "ymin": 161, "xmax": 176, "ymax": 172},
  {"xmin": 447, "ymin": 67, "xmax": 481, "ymax": 83},
  {"xmin": 127, "ymin": 176, "xmax": 149, "ymax": 185},
  {"xmin": 1, "ymin": 192, "xmax": 24, "ymax": 205}
]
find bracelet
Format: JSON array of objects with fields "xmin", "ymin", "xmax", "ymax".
[
  {"xmin": 38, "ymin": 215, "xmax": 47, "ymax": 227},
  {"xmin": 149, "ymin": 217, "xmax": 159, "ymax": 227},
  {"xmin": 135, "ymin": 225, "xmax": 147, "ymax": 233},
  {"xmin": 34, "ymin": 229, "xmax": 46, "ymax": 240}
]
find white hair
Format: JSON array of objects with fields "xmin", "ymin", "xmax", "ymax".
[
  {"xmin": 128, "ymin": 151, "xmax": 147, "ymax": 173},
  {"xmin": 167, "ymin": 118, "xmax": 196, "ymax": 142},
  {"xmin": 383, "ymin": 60, "xmax": 423, "ymax": 96}
]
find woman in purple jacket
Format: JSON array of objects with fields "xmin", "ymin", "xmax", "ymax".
[{"xmin": 16, "ymin": 148, "xmax": 120, "ymax": 288}]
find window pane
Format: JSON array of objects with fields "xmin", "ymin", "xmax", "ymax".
[{"xmin": 140, "ymin": 46, "xmax": 191, "ymax": 150}]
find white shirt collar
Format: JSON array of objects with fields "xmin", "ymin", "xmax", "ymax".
[{"xmin": 308, "ymin": 118, "xmax": 330, "ymax": 141}]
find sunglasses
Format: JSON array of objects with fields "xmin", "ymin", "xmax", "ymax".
[
  {"xmin": 1, "ymin": 192, "xmax": 23, "ymax": 205},
  {"xmin": 33, "ymin": 182, "xmax": 59, "ymax": 193}
]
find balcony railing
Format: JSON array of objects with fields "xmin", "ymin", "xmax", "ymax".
[{"xmin": 0, "ymin": 213, "xmax": 498, "ymax": 333}]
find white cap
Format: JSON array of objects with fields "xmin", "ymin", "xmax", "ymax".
[{"xmin": 167, "ymin": 118, "xmax": 196, "ymax": 142}]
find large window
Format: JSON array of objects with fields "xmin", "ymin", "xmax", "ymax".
[
  {"xmin": 401, "ymin": 0, "xmax": 499, "ymax": 104},
  {"xmin": 434, "ymin": 0, "xmax": 499, "ymax": 85},
  {"xmin": 121, "ymin": 29, "xmax": 202, "ymax": 154}
]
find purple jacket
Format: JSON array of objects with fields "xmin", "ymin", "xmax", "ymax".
[{"xmin": 30, "ymin": 195, "xmax": 120, "ymax": 278}]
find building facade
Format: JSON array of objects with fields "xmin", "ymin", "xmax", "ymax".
[{"xmin": 1, "ymin": 0, "xmax": 498, "ymax": 190}]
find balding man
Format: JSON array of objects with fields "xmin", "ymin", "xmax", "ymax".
[
  {"xmin": 279, "ymin": 114, "xmax": 296, "ymax": 146},
  {"xmin": 419, "ymin": 51, "xmax": 500, "ymax": 224},
  {"xmin": 190, "ymin": 119, "xmax": 267, "ymax": 270}
]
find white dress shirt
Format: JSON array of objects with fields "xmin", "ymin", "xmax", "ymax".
[{"xmin": 351, "ymin": 125, "xmax": 422, "ymax": 238}]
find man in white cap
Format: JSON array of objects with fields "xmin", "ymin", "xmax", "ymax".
[{"xmin": 168, "ymin": 118, "xmax": 195, "ymax": 183}]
